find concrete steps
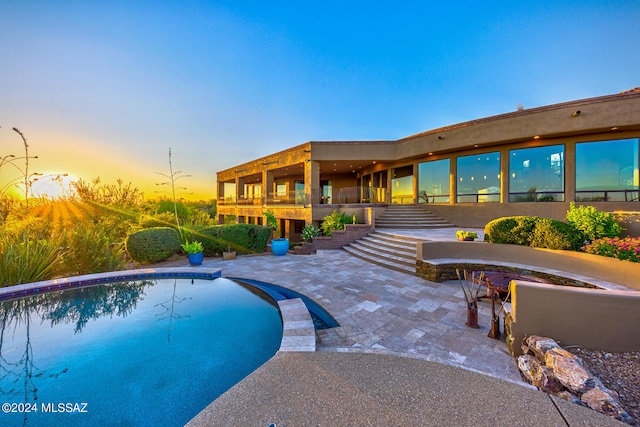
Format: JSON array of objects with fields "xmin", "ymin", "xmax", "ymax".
[
  {"xmin": 343, "ymin": 231, "xmax": 424, "ymax": 275},
  {"xmin": 375, "ymin": 205, "xmax": 452, "ymax": 229}
]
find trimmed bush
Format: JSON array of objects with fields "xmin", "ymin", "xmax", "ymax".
[
  {"xmin": 185, "ymin": 224, "xmax": 271, "ymax": 256},
  {"xmin": 125, "ymin": 227, "xmax": 181, "ymax": 263},
  {"xmin": 583, "ymin": 236, "xmax": 640, "ymax": 262},
  {"xmin": 484, "ymin": 216, "xmax": 537, "ymax": 245},
  {"xmin": 529, "ymin": 218, "xmax": 584, "ymax": 250},
  {"xmin": 484, "ymin": 216, "xmax": 584, "ymax": 250}
]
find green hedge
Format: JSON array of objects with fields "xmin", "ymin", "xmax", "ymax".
[
  {"xmin": 484, "ymin": 216, "xmax": 583, "ymax": 250},
  {"xmin": 125, "ymin": 227, "xmax": 181, "ymax": 263},
  {"xmin": 184, "ymin": 224, "xmax": 271, "ymax": 256}
]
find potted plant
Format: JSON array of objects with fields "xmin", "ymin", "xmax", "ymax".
[
  {"xmin": 181, "ymin": 240, "xmax": 204, "ymax": 265},
  {"xmin": 456, "ymin": 230, "xmax": 478, "ymax": 241},
  {"xmin": 264, "ymin": 209, "xmax": 288, "ymax": 256}
]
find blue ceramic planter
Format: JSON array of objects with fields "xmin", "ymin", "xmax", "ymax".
[
  {"xmin": 188, "ymin": 251, "xmax": 204, "ymax": 265},
  {"xmin": 270, "ymin": 238, "xmax": 289, "ymax": 256}
]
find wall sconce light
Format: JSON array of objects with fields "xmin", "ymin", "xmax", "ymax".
[
  {"xmin": 533, "ymin": 135, "xmax": 541, "ymax": 140},
  {"xmin": 611, "ymin": 126, "xmax": 619, "ymax": 131},
  {"xmin": 438, "ymin": 136, "xmax": 445, "ymax": 140},
  {"xmin": 571, "ymin": 110, "xmax": 581, "ymax": 117}
]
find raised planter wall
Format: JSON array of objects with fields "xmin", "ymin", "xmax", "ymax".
[
  {"xmin": 294, "ymin": 224, "xmax": 374, "ymax": 254},
  {"xmin": 507, "ymin": 281, "xmax": 640, "ymax": 355}
]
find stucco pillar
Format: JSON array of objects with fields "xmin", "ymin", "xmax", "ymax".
[
  {"xmin": 565, "ymin": 143, "xmax": 576, "ymax": 202},
  {"xmin": 304, "ymin": 160, "xmax": 320, "ymax": 205},
  {"xmin": 450, "ymin": 158, "xmax": 457, "ymax": 205},
  {"xmin": 236, "ymin": 176, "xmax": 245, "ymax": 202},
  {"xmin": 500, "ymin": 147, "xmax": 510, "ymax": 204},
  {"xmin": 264, "ymin": 169, "xmax": 274, "ymax": 206}
]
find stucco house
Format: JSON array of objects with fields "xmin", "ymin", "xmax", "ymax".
[{"xmin": 217, "ymin": 90, "xmax": 640, "ymax": 241}]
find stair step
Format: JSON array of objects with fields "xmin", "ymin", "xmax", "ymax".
[
  {"xmin": 350, "ymin": 240, "xmax": 415, "ymax": 260},
  {"xmin": 343, "ymin": 246, "xmax": 416, "ymax": 275}
]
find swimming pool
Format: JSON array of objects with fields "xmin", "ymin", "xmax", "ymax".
[{"xmin": 0, "ymin": 274, "xmax": 283, "ymax": 427}]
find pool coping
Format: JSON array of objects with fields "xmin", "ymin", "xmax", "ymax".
[{"xmin": 0, "ymin": 267, "xmax": 223, "ymax": 300}]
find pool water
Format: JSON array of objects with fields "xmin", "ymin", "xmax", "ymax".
[{"xmin": 0, "ymin": 277, "xmax": 283, "ymax": 427}]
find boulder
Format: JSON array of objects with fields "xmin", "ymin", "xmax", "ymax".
[
  {"xmin": 526, "ymin": 335, "xmax": 561, "ymax": 360},
  {"xmin": 545, "ymin": 347, "xmax": 595, "ymax": 394},
  {"xmin": 581, "ymin": 387, "xmax": 635, "ymax": 425}
]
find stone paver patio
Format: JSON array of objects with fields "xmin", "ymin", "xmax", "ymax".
[{"xmin": 163, "ymin": 227, "xmax": 524, "ymax": 384}]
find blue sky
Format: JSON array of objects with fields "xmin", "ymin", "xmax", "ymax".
[{"xmin": 1, "ymin": 1, "xmax": 638, "ymax": 199}]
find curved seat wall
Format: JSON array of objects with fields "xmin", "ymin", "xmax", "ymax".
[{"xmin": 416, "ymin": 241, "xmax": 640, "ymax": 291}]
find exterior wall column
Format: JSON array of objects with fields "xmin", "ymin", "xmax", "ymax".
[
  {"xmin": 236, "ymin": 176, "xmax": 245, "ymax": 203},
  {"xmin": 304, "ymin": 160, "xmax": 320, "ymax": 207},
  {"xmin": 500, "ymin": 147, "xmax": 510, "ymax": 204},
  {"xmin": 564, "ymin": 142, "xmax": 576, "ymax": 202},
  {"xmin": 450, "ymin": 156, "xmax": 457, "ymax": 205},
  {"xmin": 412, "ymin": 162, "xmax": 418, "ymax": 204},
  {"xmin": 263, "ymin": 169, "xmax": 274, "ymax": 206}
]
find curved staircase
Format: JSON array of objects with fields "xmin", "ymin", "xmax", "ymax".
[{"xmin": 342, "ymin": 205, "xmax": 454, "ymax": 275}]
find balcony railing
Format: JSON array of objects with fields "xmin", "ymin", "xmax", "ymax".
[
  {"xmin": 218, "ymin": 186, "xmax": 389, "ymax": 207},
  {"xmin": 575, "ymin": 189, "xmax": 640, "ymax": 202}
]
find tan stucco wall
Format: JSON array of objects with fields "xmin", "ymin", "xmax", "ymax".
[
  {"xmin": 417, "ymin": 241, "xmax": 640, "ymax": 291},
  {"xmin": 509, "ymin": 281, "xmax": 640, "ymax": 355}
]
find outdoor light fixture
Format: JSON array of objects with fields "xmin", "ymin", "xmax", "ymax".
[
  {"xmin": 572, "ymin": 110, "xmax": 581, "ymax": 117},
  {"xmin": 611, "ymin": 126, "xmax": 619, "ymax": 131},
  {"xmin": 438, "ymin": 136, "xmax": 445, "ymax": 140}
]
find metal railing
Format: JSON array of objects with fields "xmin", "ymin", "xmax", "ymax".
[
  {"xmin": 508, "ymin": 191, "xmax": 565, "ymax": 202},
  {"xmin": 575, "ymin": 189, "xmax": 639, "ymax": 202}
]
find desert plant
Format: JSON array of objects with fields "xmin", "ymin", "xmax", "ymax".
[
  {"xmin": 62, "ymin": 221, "xmax": 126, "ymax": 275},
  {"xmin": 125, "ymin": 227, "xmax": 181, "ymax": 263},
  {"xmin": 0, "ymin": 232, "xmax": 64, "ymax": 287},
  {"xmin": 565, "ymin": 202, "xmax": 622, "ymax": 242},
  {"xmin": 301, "ymin": 224, "xmax": 321, "ymax": 242}
]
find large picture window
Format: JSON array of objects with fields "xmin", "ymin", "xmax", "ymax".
[
  {"xmin": 418, "ymin": 159, "xmax": 450, "ymax": 203},
  {"xmin": 457, "ymin": 152, "xmax": 500, "ymax": 202},
  {"xmin": 509, "ymin": 145, "xmax": 564, "ymax": 202},
  {"xmin": 576, "ymin": 139, "xmax": 639, "ymax": 202}
]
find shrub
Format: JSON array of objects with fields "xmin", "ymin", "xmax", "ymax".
[
  {"xmin": 125, "ymin": 227, "xmax": 181, "ymax": 263},
  {"xmin": 529, "ymin": 218, "xmax": 584, "ymax": 250},
  {"xmin": 484, "ymin": 216, "xmax": 537, "ymax": 245},
  {"xmin": 484, "ymin": 216, "xmax": 584, "ymax": 250},
  {"xmin": 321, "ymin": 210, "xmax": 352, "ymax": 237},
  {"xmin": 565, "ymin": 202, "xmax": 622, "ymax": 241},
  {"xmin": 187, "ymin": 224, "xmax": 271, "ymax": 256},
  {"xmin": 582, "ymin": 237, "xmax": 640, "ymax": 262},
  {"xmin": 62, "ymin": 221, "xmax": 126, "ymax": 274}
]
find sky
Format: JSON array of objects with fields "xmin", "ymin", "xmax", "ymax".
[{"xmin": 1, "ymin": 1, "xmax": 639, "ymax": 200}]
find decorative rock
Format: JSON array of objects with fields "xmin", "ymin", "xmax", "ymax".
[
  {"xmin": 545, "ymin": 347, "xmax": 595, "ymax": 395},
  {"xmin": 526, "ymin": 335, "xmax": 561, "ymax": 360},
  {"xmin": 581, "ymin": 387, "xmax": 636, "ymax": 425},
  {"xmin": 517, "ymin": 355, "xmax": 563, "ymax": 394},
  {"xmin": 554, "ymin": 390, "xmax": 587, "ymax": 406}
]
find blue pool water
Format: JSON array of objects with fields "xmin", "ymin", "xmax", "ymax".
[{"xmin": 0, "ymin": 277, "xmax": 283, "ymax": 426}]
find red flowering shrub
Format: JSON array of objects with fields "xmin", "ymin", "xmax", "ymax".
[{"xmin": 582, "ymin": 236, "xmax": 640, "ymax": 263}]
